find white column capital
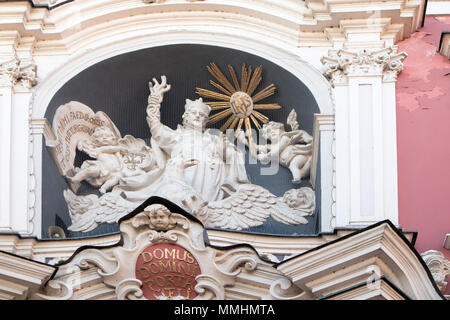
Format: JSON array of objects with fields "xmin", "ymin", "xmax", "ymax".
[
  {"xmin": 320, "ymin": 46, "xmax": 407, "ymax": 85},
  {"xmin": 0, "ymin": 56, "xmax": 37, "ymax": 89}
]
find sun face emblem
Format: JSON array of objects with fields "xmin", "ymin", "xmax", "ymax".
[{"xmin": 196, "ymin": 63, "xmax": 281, "ymax": 154}]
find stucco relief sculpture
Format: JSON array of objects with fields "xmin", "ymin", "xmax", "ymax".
[
  {"xmin": 239, "ymin": 109, "xmax": 313, "ymax": 184},
  {"xmin": 47, "ymin": 76, "xmax": 316, "ymax": 233},
  {"xmin": 34, "ymin": 203, "xmax": 305, "ymax": 300},
  {"xmin": 0, "ymin": 56, "xmax": 37, "ymax": 88},
  {"xmin": 67, "ymin": 126, "xmax": 154, "ymax": 194}
]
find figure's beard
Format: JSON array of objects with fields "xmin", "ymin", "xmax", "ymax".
[{"xmin": 183, "ymin": 119, "xmax": 205, "ymax": 131}]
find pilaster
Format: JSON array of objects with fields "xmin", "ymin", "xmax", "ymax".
[
  {"xmin": 0, "ymin": 36, "xmax": 37, "ymax": 235},
  {"xmin": 321, "ymin": 46, "xmax": 407, "ymax": 228}
]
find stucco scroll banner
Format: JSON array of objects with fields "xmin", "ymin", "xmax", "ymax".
[{"xmin": 45, "ymin": 101, "xmax": 121, "ymax": 177}]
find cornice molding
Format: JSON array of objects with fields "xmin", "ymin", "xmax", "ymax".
[
  {"xmin": 31, "ymin": 1, "xmax": 73, "ymax": 9},
  {"xmin": 0, "ymin": 226, "xmax": 416, "ymax": 267},
  {"xmin": 276, "ymin": 221, "xmax": 444, "ymax": 300},
  {"xmin": 0, "ymin": 0, "xmax": 425, "ymax": 52},
  {"xmin": 321, "ymin": 278, "xmax": 410, "ymax": 300},
  {"xmin": 0, "ymin": 251, "xmax": 55, "ymax": 300}
]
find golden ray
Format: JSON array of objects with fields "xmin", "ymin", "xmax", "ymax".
[
  {"xmin": 211, "ymin": 106, "xmax": 230, "ymax": 110},
  {"xmin": 242, "ymin": 65, "xmax": 252, "ymax": 93},
  {"xmin": 236, "ymin": 118, "xmax": 244, "ymax": 132},
  {"xmin": 234, "ymin": 118, "xmax": 245, "ymax": 141},
  {"xmin": 220, "ymin": 114, "xmax": 237, "ymax": 132},
  {"xmin": 228, "ymin": 65, "xmax": 241, "ymax": 92},
  {"xmin": 240, "ymin": 64, "xmax": 248, "ymax": 93},
  {"xmin": 196, "ymin": 62, "xmax": 282, "ymax": 151},
  {"xmin": 196, "ymin": 88, "xmax": 231, "ymax": 101},
  {"xmin": 229, "ymin": 116, "xmax": 239, "ymax": 130},
  {"xmin": 252, "ymin": 110, "xmax": 270, "ymax": 123},
  {"xmin": 204, "ymin": 101, "xmax": 230, "ymax": 108},
  {"xmin": 250, "ymin": 114, "xmax": 261, "ymax": 130},
  {"xmin": 246, "ymin": 66, "xmax": 262, "ymax": 97},
  {"xmin": 207, "ymin": 63, "xmax": 236, "ymax": 94},
  {"xmin": 251, "ymin": 84, "xmax": 276, "ymax": 103},
  {"xmin": 253, "ymin": 104, "xmax": 281, "ymax": 110},
  {"xmin": 245, "ymin": 117, "xmax": 256, "ymax": 156},
  {"xmin": 208, "ymin": 108, "xmax": 233, "ymax": 125},
  {"xmin": 210, "ymin": 80, "xmax": 233, "ymax": 96}
]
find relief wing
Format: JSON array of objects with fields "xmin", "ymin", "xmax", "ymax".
[
  {"xmin": 287, "ymin": 109, "xmax": 299, "ymax": 131},
  {"xmin": 67, "ymin": 191, "xmax": 138, "ymax": 233},
  {"xmin": 201, "ymin": 184, "xmax": 307, "ymax": 230}
]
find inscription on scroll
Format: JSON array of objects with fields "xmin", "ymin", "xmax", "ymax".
[
  {"xmin": 135, "ymin": 243, "xmax": 201, "ymax": 300},
  {"xmin": 47, "ymin": 101, "xmax": 116, "ymax": 176}
]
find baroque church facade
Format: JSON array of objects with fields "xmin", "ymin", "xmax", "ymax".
[{"xmin": 0, "ymin": 0, "xmax": 448, "ymax": 300}]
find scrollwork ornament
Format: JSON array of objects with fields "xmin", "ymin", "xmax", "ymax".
[
  {"xmin": 269, "ymin": 278, "xmax": 306, "ymax": 300},
  {"xmin": 218, "ymin": 254, "xmax": 259, "ymax": 277},
  {"xmin": 148, "ymin": 230, "xmax": 178, "ymax": 243},
  {"xmin": 33, "ymin": 280, "xmax": 74, "ymax": 300},
  {"xmin": 195, "ymin": 275, "xmax": 225, "ymax": 300},
  {"xmin": 116, "ymin": 279, "xmax": 145, "ymax": 300},
  {"xmin": 72, "ymin": 249, "xmax": 120, "ymax": 277}
]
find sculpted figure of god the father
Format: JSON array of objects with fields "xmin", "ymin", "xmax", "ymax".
[{"xmin": 117, "ymin": 76, "xmax": 249, "ymax": 205}]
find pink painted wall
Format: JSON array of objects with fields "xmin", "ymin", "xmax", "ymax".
[{"xmin": 396, "ymin": 16, "xmax": 450, "ymax": 295}]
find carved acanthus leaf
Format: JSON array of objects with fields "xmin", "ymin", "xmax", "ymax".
[
  {"xmin": 321, "ymin": 47, "xmax": 407, "ymax": 85},
  {"xmin": 422, "ymin": 250, "xmax": 450, "ymax": 292},
  {"xmin": 0, "ymin": 57, "xmax": 37, "ymax": 88}
]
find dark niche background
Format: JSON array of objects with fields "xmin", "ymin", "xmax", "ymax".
[{"xmin": 42, "ymin": 44, "xmax": 321, "ymax": 239}]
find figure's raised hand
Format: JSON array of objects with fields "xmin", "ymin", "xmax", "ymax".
[{"xmin": 148, "ymin": 76, "xmax": 171, "ymax": 104}]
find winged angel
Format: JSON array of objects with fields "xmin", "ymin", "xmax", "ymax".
[{"xmin": 64, "ymin": 76, "xmax": 315, "ymax": 232}]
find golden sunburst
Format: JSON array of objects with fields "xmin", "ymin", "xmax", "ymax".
[{"xmin": 196, "ymin": 63, "xmax": 281, "ymax": 155}]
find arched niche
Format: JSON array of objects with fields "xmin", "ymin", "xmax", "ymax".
[{"xmin": 33, "ymin": 36, "xmax": 334, "ymax": 239}]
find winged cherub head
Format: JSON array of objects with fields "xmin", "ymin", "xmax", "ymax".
[
  {"xmin": 282, "ymin": 187, "xmax": 315, "ymax": 213},
  {"xmin": 144, "ymin": 204, "xmax": 175, "ymax": 231}
]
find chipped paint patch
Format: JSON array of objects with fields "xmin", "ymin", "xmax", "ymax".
[
  {"xmin": 396, "ymin": 87, "xmax": 445, "ymax": 111},
  {"xmin": 396, "ymin": 17, "xmax": 450, "ymax": 111},
  {"xmin": 396, "ymin": 17, "xmax": 450, "ymax": 295}
]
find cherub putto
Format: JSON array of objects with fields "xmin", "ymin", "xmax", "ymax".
[
  {"xmin": 67, "ymin": 126, "xmax": 127, "ymax": 194},
  {"xmin": 67, "ymin": 124, "xmax": 156, "ymax": 194},
  {"xmin": 146, "ymin": 204, "xmax": 176, "ymax": 231},
  {"xmin": 254, "ymin": 109, "xmax": 313, "ymax": 184}
]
